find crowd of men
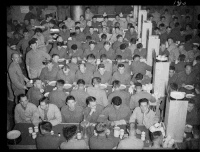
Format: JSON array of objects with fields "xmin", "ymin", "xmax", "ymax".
[{"xmin": 7, "ymin": 6, "xmax": 200, "ymax": 149}]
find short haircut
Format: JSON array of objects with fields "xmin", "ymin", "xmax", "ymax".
[
  {"xmin": 151, "ymin": 131, "xmax": 162, "ymax": 142},
  {"xmin": 104, "ymin": 16, "xmax": 108, "ymax": 19},
  {"xmin": 116, "ymin": 34, "xmax": 123, "ymax": 39},
  {"xmin": 173, "ymin": 16, "xmax": 178, "ymax": 20},
  {"xmin": 75, "ymin": 21, "xmax": 80, "ymax": 25},
  {"xmin": 137, "ymin": 43, "xmax": 143, "ymax": 49},
  {"xmin": 61, "ymin": 25, "xmax": 67, "ymax": 29},
  {"xmin": 86, "ymin": 96, "xmax": 96, "ymax": 105},
  {"xmin": 29, "ymin": 38, "xmax": 38, "ymax": 46},
  {"xmin": 87, "ymin": 53, "xmax": 95, "ymax": 60},
  {"xmin": 101, "ymin": 34, "xmax": 107, "ymax": 40},
  {"xmin": 179, "ymin": 54, "xmax": 186, "ymax": 61},
  {"xmin": 34, "ymin": 28, "xmax": 42, "ymax": 34},
  {"xmin": 89, "ymin": 26, "xmax": 94, "ymax": 29},
  {"xmin": 56, "ymin": 79, "xmax": 65, "ymax": 86},
  {"xmin": 71, "ymin": 44, "xmax": 78, "ymax": 50},
  {"xmin": 169, "ymin": 66, "xmax": 175, "ymax": 71},
  {"xmin": 18, "ymin": 94, "xmax": 27, "ymax": 101},
  {"xmin": 92, "ymin": 77, "xmax": 101, "ymax": 84},
  {"xmin": 92, "ymin": 16, "xmax": 97, "ymax": 19},
  {"xmin": 135, "ymin": 82, "xmax": 142, "ymax": 88},
  {"xmin": 66, "ymin": 95, "xmax": 75, "ymax": 104},
  {"xmin": 135, "ymin": 73, "xmax": 143, "ymax": 80},
  {"xmin": 39, "ymin": 96, "xmax": 49, "ymax": 105},
  {"xmin": 169, "ymin": 83, "xmax": 178, "ymax": 91},
  {"xmin": 39, "ymin": 121, "xmax": 52, "ymax": 133},
  {"xmin": 133, "ymin": 54, "xmax": 140, "ymax": 60},
  {"xmin": 89, "ymin": 41, "xmax": 96, "ymax": 45},
  {"xmin": 46, "ymin": 14, "xmax": 52, "ymax": 19},
  {"xmin": 112, "ymin": 96, "xmax": 122, "ymax": 106},
  {"xmin": 154, "ymin": 27, "xmax": 160, "ymax": 31},
  {"xmin": 116, "ymin": 55, "xmax": 122, "ymax": 60},
  {"xmin": 115, "ymin": 14, "xmax": 119, "ymax": 17},
  {"xmin": 196, "ymin": 55, "xmax": 200, "ymax": 61},
  {"xmin": 99, "ymin": 53, "xmax": 106, "ymax": 59},
  {"xmin": 112, "ymin": 80, "xmax": 121, "ymax": 88},
  {"xmin": 166, "ymin": 26, "xmax": 172, "ymax": 29},
  {"xmin": 77, "ymin": 79, "xmax": 85, "ymax": 85},
  {"xmin": 130, "ymin": 26, "xmax": 135, "ymax": 29},
  {"xmin": 23, "ymin": 29, "xmax": 29, "ymax": 34},
  {"xmin": 118, "ymin": 63, "xmax": 125, "ymax": 68},
  {"xmin": 130, "ymin": 38, "xmax": 136, "ymax": 44},
  {"xmin": 49, "ymin": 19, "xmax": 56, "ymax": 25},
  {"xmin": 33, "ymin": 78, "xmax": 41, "ymax": 84},
  {"xmin": 185, "ymin": 34, "xmax": 192, "ymax": 42},
  {"xmin": 104, "ymin": 41, "xmax": 110, "ymax": 46},
  {"xmin": 95, "ymin": 122, "xmax": 107, "ymax": 134},
  {"xmin": 175, "ymin": 22, "xmax": 180, "ymax": 27},
  {"xmin": 159, "ymin": 23, "xmax": 165, "ymax": 27},
  {"xmin": 180, "ymin": 28, "xmax": 185, "ymax": 32},
  {"xmin": 160, "ymin": 16, "xmax": 165, "ymax": 19},
  {"xmin": 62, "ymin": 64, "xmax": 70, "ymax": 70},
  {"xmin": 52, "ymin": 54, "xmax": 59, "ymax": 58},
  {"xmin": 57, "ymin": 42, "xmax": 62, "ymax": 47},
  {"xmin": 185, "ymin": 64, "xmax": 192, "ymax": 69},
  {"xmin": 167, "ymin": 37, "xmax": 174, "ymax": 42},
  {"xmin": 86, "ymin": 36, "xmax": 92, "ymax": 40},
  {"xmin": 188, "ymin": 98, "xmax": 195, "ymax": 104},
  {"xmin": 98, "ymin": 64, "xmax": 105, "ymax": 69},
  {"xmin": 138, "ymin": 98, "xmax": 149, "ymax": 106},
  {"xmin": 75, "ymin": 26, "xmax": 80, "ymax": 30},
  {"xmin": 120, "ymin": 43, "xmax": 126, "ymax": 50},
  {"xmin": 63, "ymin": 125, "xmax": 77, "ymax": 141}
]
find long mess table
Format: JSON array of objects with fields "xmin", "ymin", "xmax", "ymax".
[{"xmin": 8, "ymin": 123, "xmax": 152, "ymax": 149}]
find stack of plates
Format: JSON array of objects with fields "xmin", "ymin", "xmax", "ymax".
[
  {"xmin": 170, "ymin": 91, "xmax": 185, "ymax": 100},
  {"xmin": 156, "ymin": 55, "xmax": 168, "ymax": 61}
]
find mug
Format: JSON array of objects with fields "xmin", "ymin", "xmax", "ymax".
[
  {"xmin": 77, "ymin": 133, "xmax": 82, "ymax": 139},
  {"xmin": 28, "ymin": 127, "xmax": 33, "ymax": 134},
  {"xmin": 114, "ymin": 127, "xmax": 120, "ymax": 137},
  {"xmin": 32, "ymin": 132, "xmax": 37, "ymax": 139}
]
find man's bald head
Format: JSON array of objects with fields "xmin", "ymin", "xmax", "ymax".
[{"xmin": 12, "ymin": 53, "xmax": 20, "ymax": 63}]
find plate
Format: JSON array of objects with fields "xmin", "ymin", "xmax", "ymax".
[
  {"xmin": 58, "ymin": 64, "xmax": 64, "ymax": 68},
  {"xmin": 48, "ymin": 81, "xmax": 57, "ymax": 86},
  {"xmin": 119, "ymin": 84, "xmax": 126, "ymax": 90},
  {"xmin": 170, "ymin": 91, "xmax": 185, "ymax": 100},
  {"xmin": 186, "ymin": 94, "xmax": 195, "ymax": 98},
  {"xmin": 58, "ymin": 58, "xmax": 65, "ymax": 62},
  {"xmin": 53, "ymin": 87, "xmax": 57, "ymax": 90},
  {"xmin": 44, "ymin": 92, "xmax": 50, "ymax": 97},
  {"xmin": 63, "ymin": 84, "xmax": 72, "ymax": 89},
  {"xmin": 184, "ymin": 85, "xmax": 194, "ymax": 90}
]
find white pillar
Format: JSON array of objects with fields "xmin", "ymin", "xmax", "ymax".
[
  {"xmin": 141, "ymin": 21, "xmax": 152, "ymax": 49},
  {"xmin": 147, "ymin": 35, "xmax": 160, "ymax": 66},
  {"xmin": 138, "ymin": 10, "xmax": 147, "ymax": 39},
  {"xmin": 153, "ymin": 62, "xmax": 170, "ymax": 97},
  {"xmin": 133, "ymin": 6, "xmax": 138, "ymax": 20}
]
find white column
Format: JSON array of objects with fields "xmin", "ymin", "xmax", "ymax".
[
  {"xmin": 147, "ymin": 35, "xmax": 160, "ymax": 66},
  {"xmin": 133, "ymin": 6, "xmax": 138, "ymax": 20},
  {"xmin": 153, "ymin": 62, "xmax": 170, "ymax": 97},
  {"xmin": 138, "ymin": 10, "xmax": 147, "ymax": 39},
  {"xmin": 141, "ymin": 21, "xmax": 152, "ymax": 49}
]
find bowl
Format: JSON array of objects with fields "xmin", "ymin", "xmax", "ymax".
[
  {"xmin": 185, "ymin": 94, "xmax": 195, "ymax": 98},
  {"xmin": 58, "ymin": 65, "xmax": 64, "ymax": 68},
  {"xmin": 58, "ymin": 58, "xmax": 65, "ymax": 62},
  {"xmin": 170, "ymin": 91, "xmax": 185, "ymax": 100},
  {"xmin": 48, "ymin": 81, "xmax": 57, "ymax": 86},
  {"xmin": 119, "ymin": 84, "xmax": 126, "ymax": 90},
  {"xmin": 63, "ymin": 84, "xmax": 72, "ymax": 89},
  {"xmin": 184, "ymin": 85, "xmax": 194, "ymax": 90}
]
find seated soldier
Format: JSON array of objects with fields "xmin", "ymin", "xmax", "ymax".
[
  {"xmin": 99, "ymin": 41, "xmax": 116, "ymax": 60},
  {"xmin": 176, "ymin": 64, "xmax": 196, "ymax": 89},
  {"xmin": 39, "ymin": 60, "xmax": 59, "ymax": 84},
  {"xmin": 61, "ymin": 95, "xmax": 84, "ymax": 123},
  {"xmin": 112, "ymin": 34, "xmax": 123, "ymax": 51},
  {"xmin": 116, "ymin": 43, "xmax": 132, "ymax": 60},
  {"xmin": 100, "ymin": 54, "xmax": 113, "ymax": 72},
  {"xmin": 83, "ymin": 41, "xmax": 99, "ymax": 59},
  {"xmin": 133, "ymin": 43, "xmax": 147, "ymax": 59},
  {"xmin": 131, "ymin": 55, "xmax": 152, "ymax": 76},
  {"xmin": 49, "ymin": 42, "xmax": 67, "ymax": 59},
  {"xmin": 36, "ymin": 121, "xmax": 62, "ymax": 149},
  {"xmin": 75, "ymin": 63, "xmax": 93, "ymax": 85},
  {"xmin": 51, "ymin": 54, "xmax": 60, "ymax": 68},
  {"xmin": 81, "ymin": 35, "xmax": 92, "ymax": 51},
  {"xmin": 68, "ymin": 44, "xmax": 83, "ymax": 60},
  {"xmin": 93, "ymin": 64, "xmax": 112, "ymax": 84},
  {"xmin": 117, "ymin": 123, "xmax": 144, "ymax": 149},
  {"xmin": 87, "ymin": 77, "xmax": 108, "ymax": 107},
  {"xmin": 56, "ymin": 64, "xmax": 76, "ymax": 84},
  {"xmin": 89, "ymin": 122, "xmax": 119, "ymax": 149},
  {"xmin": 66, "ymin": 56, "xmax": 79, "ymax": 73},
  {"xmin": 14, "ymin": 94, "xmax": 40, "ymax": 125},
  {"xmin": 168, "ymin": 66, "xmax": 178, "ymax": 85},
  {"xmin": 59, "ymin": 25, "xmax": 70, "ymax": 42},
  {"xmin": 112, "ymin": 63, "xmax": 131, "ymax": 85},
  {"xmin": 83, "ymin": 96, "xmax": 104, "ymax": 123},
  {"xmin": 38, "ymin": 97, "xmax": 62, "ymax": 126},
  {"xmin": 60, "ymin": 125, "xmax": 88, "ymax": 149},
  {"xmin": 67, "ymin": 33, "xmax": 82, "ymax": 50},
  {"xmin": 85, "ymin": 54, "xmax": 97, "ymax": 73},
  {"xmin": 131, "ymin": 73, "xmax": 151, "ymax": 85},
  {"xmin": 129, "ymin": 83, "xmax": 156, "ymax": 110},
  {"xmin": 108, "ymin": 80, "xmax": 131, "ymax": 106},
  {"xmin": 97, "ymin": 96, "xmax": 131, "ymax": 126},
  {"xmin": 175, "ymin": 54, "xmax": 186, "ymax": 73},
  {"xmin": 112, "ymin": 55, "xmax": 131, "ymax": 74},
  {"xmin": 74, "ymin": 26, "xmax": 86, "ymax": 42},
  {"xmin": 96, "ymin": 34, "xmax": 108, "ymax": 50},
  {"xmin": 48, "ymin": 79, "xmax": 68, "ymax": 109},
  {"xmin": 70, "ymin": 79, "xmax": 89, "ymax": 108},
  {"xmin": 129, "ymin": 98, "xmax": 159, "ymax": 129},
  {"xmin": 86, "ymin": 26, "xmax": 100, "ymax": 42},
  {"xmin": 27, "ymin": 78, "xmax": 44, "ymax": 107}
]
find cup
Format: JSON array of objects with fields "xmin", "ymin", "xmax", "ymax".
[
  {"xmin": 77, "ymin": 133, "xmax": 82, "ymax": 139},
  {"xmin": 114, "ymin": 127, "xmax": 120, "ymax": 137},
  {"xmin": 34, "ymin": 126, "xmax": 39, "ymax": 133},
  {"xmin": 28, "ymin": 127, "xmax": 33, "ymax": 134},
  {"xmin": 32, "ymin": 132, "xmax": 37, "ymax": 139}
]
